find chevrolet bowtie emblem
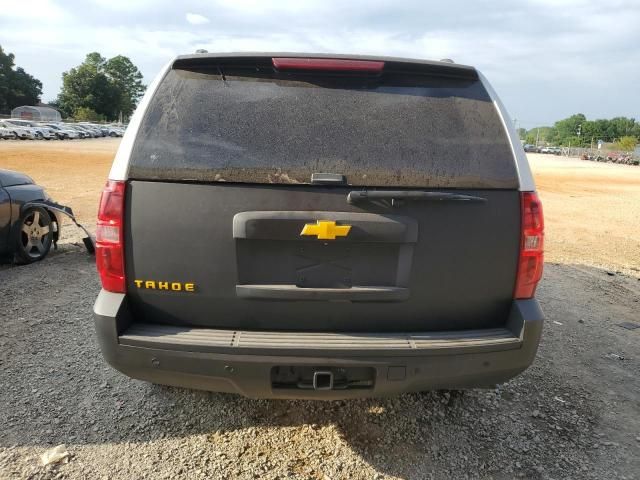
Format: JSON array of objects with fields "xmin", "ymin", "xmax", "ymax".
[{"xmin": 300, "ymin": 220, "xmax": 352, "ymax": 240}]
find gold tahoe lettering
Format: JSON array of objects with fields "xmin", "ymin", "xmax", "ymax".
[{"xmin": 133, "ymin": 279, "xmax": 196, "ymax": 292}]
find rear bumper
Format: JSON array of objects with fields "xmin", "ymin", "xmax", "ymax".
[{"xmin": 93, "ymin": 290, "xmax": 544, "ymax": 399}]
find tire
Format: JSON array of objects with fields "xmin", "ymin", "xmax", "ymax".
[
  {"xmin": 14, "ymin": 207, "xmax": 54, "ymax": 264},
  {"xmin": 35, "ymin": 132, "xmax": 43, "ymax": 140}
]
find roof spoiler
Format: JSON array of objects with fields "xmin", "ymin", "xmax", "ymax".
[{"xmin": 172, "ymin": 52, "xmax": 478, "ymax": 80}]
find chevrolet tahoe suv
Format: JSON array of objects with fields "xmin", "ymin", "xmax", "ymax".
[{"xmin": 93, "ymin": 53, "xmax": 544, "ymax": 399}]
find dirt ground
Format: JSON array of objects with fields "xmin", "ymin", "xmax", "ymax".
[
  {"xmin": 0, "ymin": 139, "xmax": 116, "ymax": 228},
  {"xmin": 1, "ymin": 140, "xmax": 639, "ymax": 479},
  {"xmin": 530, "ymin": 153, "xmax": 640, "ymax": 278}
]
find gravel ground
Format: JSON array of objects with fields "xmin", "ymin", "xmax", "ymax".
[{"xmin": 0, "ymin": 241, "xmax": 638, "ymax": 479}]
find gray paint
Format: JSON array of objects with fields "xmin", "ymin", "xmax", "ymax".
[
  {"xmin": 478, "ymin": 71, "xmax": 536, "ymax": 191},
  {"xmin": 0, "ymin": 169, "xmax": 35, "ymax": 188},
  {"xmin": 93, "ymin": 290, "xmax": 544, "ymax": 399},
  {"xmin": 125, "ymin": 181, "xmax": 520, "ymax": 332}
]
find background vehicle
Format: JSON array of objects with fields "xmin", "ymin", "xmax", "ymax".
[
  {"xmin": 78, "ymin": 123, "xmax": 106, "ymax": 137},
  {"xmin": 4, "ymin": 119, "xmax": 56, "ymax": 140},
  {"xmin": 43, "ymin": 123, "xmax": 79, "ymax": 139},
  {"xmin": 0, "ymin": 170, "xmax": 62, "ymax": 263},
  {"xmin": 75, "ymin": 125, "xmax": 99, "ymax": 138},
  {"xmin": 0, "ymin": 120, "xmax": 35, "ymax": 139},
  {"xmin": 64, "ymin": 125, "xmax": 90, "ymax": 138},
  {"xmin": 105, "ymin": 125, "xmax": 124, "ymax": 137},
  {"xmin": 0, "ymin": 126, "xmax": 16, "ymax": 139},
  {"xmin": 94, "ymin": 53, "xmax": 545, "ymax": 399}
]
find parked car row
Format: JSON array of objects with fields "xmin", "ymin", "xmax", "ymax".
[
  {"xmin": 0, "ymin": 119, "xmax": 125, "ymax": 140},
  {"xmin": 523, "ymin": 144, "xmax": 561, "ymax": 155},
  {"xmin": 539, "ymin": 146, "xmax": 561, "ymax": 155}
]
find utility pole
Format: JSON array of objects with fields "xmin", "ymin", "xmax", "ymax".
[{"xmin": 535, "ymin": 128, "xmax": 539, "ymax": 147}]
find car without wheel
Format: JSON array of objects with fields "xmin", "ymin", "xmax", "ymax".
[
  {"xmin": 93, "ymin": 53, "xmax": 545, "ymax": 399},
  {"xmin": 0, "ymin": 170, "xmax": 64, "ymax": 263},
  {"xmin": 0, "ymin": 169, "xmax": 95, "ymax": 264}
]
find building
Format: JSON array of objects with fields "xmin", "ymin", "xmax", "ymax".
[{"xmin": 11, "ymin": 105, "xmax": 62, "ymax": 122}]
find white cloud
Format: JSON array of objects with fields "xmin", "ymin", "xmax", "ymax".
[
  {"xmin": 186, "ymin": 13, "xmax": 210, "ymax": 25},
  {"xmin": 0, "ymin": 0, "xmax": 638, "ymax": 124},
  {"xmin": 0, "ymin": 0, "xmax": 67, "ymax": 20}
]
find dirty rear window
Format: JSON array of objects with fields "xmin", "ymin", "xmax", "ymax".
[{"xmin": 129, "ymin": 67, "xmax": 518, "ymax": 188}]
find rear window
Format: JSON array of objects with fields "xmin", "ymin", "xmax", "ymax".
[{"xmin": 129, "ymin": 63, "xmax": 518, "ymax": 188}]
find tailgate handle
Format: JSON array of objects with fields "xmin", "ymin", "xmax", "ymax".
[
  {"xmin": 347, "ymin": 190, "xmax": 486, "ymax": 206},
  {"xmin": 236, "ymin": 285, "xmax": 409, "ymax": 302}
]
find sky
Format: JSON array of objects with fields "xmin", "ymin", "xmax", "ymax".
[{"xmin": 1, "ymin": 0, "xmax": 638, "ymax": 128}]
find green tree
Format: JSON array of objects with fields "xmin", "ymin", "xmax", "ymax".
[
  {"xmin": 104, "ymin": 55, "xmax": 145, "ymax": 116},
  {"xmin": 609, "ymin": 117, "xmax": 636, "ymax": 138},
  {"xmin": 614, "ymin": 136, "xmax": 637, "ymax": 151},
  {"xmin": 524, "ymin": 115, "xmax": 639, "ymax": 148},
  {"xmin": 0, "ymin": 45, "xmax": 43, "ymax": 112},
  {"xmin": 56, "ymin": 52, "xmax": 145, "ymax": 121},
  {"xmin": 554, "ymin": 114, "xmax": 587, "ymax": 146},
  {"xmin": 534, "ymin": 126, "xmax": 554, "ymax": 144},
  {"xmin": 73, "ymin": 106, "xmax": 105, "ymax": 122}
]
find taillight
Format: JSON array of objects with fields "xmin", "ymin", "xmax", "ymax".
[
  {"xmin": 96, "ymin": 180, "xmax": 126, "ymax": 293},
  {"xmin": 514, "ymin": 192, "xmax": 544, "ymax": 299},
  {"xmin": 272, "ymin": 57, "xmax": 384, "ymax": 72}
]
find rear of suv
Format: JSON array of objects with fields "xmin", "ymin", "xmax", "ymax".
[{"xmin": 93, "ymin": 53, "xmax": 544, "ymax": 399}]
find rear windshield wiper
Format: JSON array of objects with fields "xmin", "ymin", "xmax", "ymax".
[{"xmin": 347, "ymin": 190, "xmax": 487, "ymax": 206}]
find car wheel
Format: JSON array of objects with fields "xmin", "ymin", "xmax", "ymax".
[
  {"xmin": 14, "ymin": 207, "xmax": 54, "ymax": 264},
  {"xmin": 35, "ymin": 132, "xmax": 43, "ymax": 139}
]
